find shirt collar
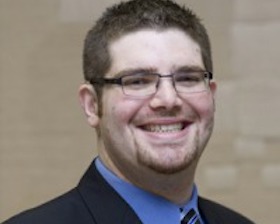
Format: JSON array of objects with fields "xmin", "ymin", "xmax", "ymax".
[{"xmin": 95, "ymin": 158, "xmax": 202, "ymax": 224}]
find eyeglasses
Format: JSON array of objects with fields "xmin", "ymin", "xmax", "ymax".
[{"xmin": 89, "ymin": 70, "xmax": 213, "ymax": 97}]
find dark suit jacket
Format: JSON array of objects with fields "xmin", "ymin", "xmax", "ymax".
[{"xmin": 3, "ymin": 161, "xmax": 254, "ymax": 224}]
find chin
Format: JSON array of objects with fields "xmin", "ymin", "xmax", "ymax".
[{"xmin": 138, "ymin": 154, "xmax": 198, "ymax": 175}]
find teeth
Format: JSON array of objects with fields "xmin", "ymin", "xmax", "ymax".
[{"xmin": 145, "ymin": 123, "xmax": 183, "ymax": 133}]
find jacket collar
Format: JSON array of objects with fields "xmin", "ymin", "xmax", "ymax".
[{"xmin": 77, "ymin": 160, "xmax": 142, "ymax": 224}]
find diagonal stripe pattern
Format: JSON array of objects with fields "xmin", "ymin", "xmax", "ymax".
[{"xmin": 181, "ymin": 208, "xmax": 201, "ymax": 224}]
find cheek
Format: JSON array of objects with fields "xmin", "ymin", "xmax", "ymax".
[
  {"xmin": 103, "ymin": 93, "xmax": 144, "ymax": 126},
  {"xmin": 197, "ymin": 98, "xmax": 215, "ymax": 134},
  {"xmin": 187, "ymin": 94, "xmax": 215, "ymax": 121},
  {"xmin": 201, "ymin": 92, "xmax": 215, "ymax": 108},
  {"xmin": 200, "ymin": 101, "xmax": 215, "ymax": 119}
]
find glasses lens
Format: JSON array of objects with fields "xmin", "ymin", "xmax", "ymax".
[
  {"xmin": 122, "ymin": 73, "xmax": 158, "ymax": 96},
  {"xmin": 174, "ymin": 71, "xmax": 208, "ymax": 93}
]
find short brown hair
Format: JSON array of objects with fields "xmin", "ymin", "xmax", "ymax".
[{"xmin": 83, "ymin": 0, "xmax": 212, "ymax": 101}]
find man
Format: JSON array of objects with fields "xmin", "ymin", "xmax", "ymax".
[{"xmin": 4, "ymin": 0, "xmax": 254, "ymax": 223}]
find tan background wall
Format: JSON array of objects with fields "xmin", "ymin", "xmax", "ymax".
[{"xmin": 1, "ymin": 0, "xmax": 279, "ymax": 223}]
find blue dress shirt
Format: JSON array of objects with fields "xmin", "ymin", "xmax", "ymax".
[{"xmin": 95, "ymin": 158, "xmax": 204, "ymax": 224}]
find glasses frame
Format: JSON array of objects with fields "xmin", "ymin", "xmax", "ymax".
[{"xmin": 89, "ymin": 71, "xmax": 213, "ymax": 97}]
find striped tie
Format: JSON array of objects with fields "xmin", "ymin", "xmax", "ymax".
[{"xmin": 181, "ymin": 208, "xmax": 201, "ymax": 224}]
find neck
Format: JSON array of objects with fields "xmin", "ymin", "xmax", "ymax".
[
  {"xmin": 101, "ymin": 154, "xmax": 197, "ymax": 204},
  {"xmin": 128, "ymin": 165, "xmax": 197, "ymax": 205}
]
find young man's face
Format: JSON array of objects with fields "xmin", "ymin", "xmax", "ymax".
[{"xmin": 83, "ymin": 29, "xmax": 216, "ymax": 178}]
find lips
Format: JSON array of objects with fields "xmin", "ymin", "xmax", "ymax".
[{"xmin": 142, "ymin": 123, "xmax": 184, "ymax": 133}]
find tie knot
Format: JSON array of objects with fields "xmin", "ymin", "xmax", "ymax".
[{"xmin": 181, "ymin": 208, "xmax": 201, "ymax": 224}]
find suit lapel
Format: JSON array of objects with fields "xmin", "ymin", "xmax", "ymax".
[
  {"xmin": 198, "ymin": 197, "xmax": 222, "ymax": 224},
  {"xmin": 77, "ymin": 160, "xmax": 142, "ymax": 224}
]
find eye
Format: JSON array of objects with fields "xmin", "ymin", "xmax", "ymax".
[
  {"xmin": 175, "ymin": 72, "xmax": 202, "ymax": 84},
  {"xmin": 122, "ymin": 73, "xmax": 156, "ymax": 88}
]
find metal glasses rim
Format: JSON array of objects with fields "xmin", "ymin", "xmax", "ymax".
[{"xmin": 89, "ymin": 71, "xmax": 213, "ymax": 86}]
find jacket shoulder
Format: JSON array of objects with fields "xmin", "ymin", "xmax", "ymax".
[
  {"xmin": 198, "ymin": 197, "xmax": 255, "ymax": 224},
  {"xmin": 2, "ymin": 188, "xmax": 95, "ymax": 224}
]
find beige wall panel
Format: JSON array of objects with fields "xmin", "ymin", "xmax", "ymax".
[
  {"xmin": 235, "ymin": 0, "xmax": 280, "ymax": 21},
  {"xmin": 231, "ymin": 23, "xmax": 280, "ymax": 77},
  {"xmin": 236, "ymin": 79, "xmax": 280, "ymax": 137}
]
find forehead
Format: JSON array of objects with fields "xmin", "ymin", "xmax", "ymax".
[{"xmin": 107, "ymin": 29, "xmax": 204, "ymax": 76}]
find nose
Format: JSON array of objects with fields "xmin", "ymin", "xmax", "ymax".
[{"xmin": 149, "ymin": 77, "xmax": 183, "ymax": 110}]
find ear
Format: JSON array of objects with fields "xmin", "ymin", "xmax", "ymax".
[
  {"xmin": 209, "ymin": 80, "xmax": 217, "ymax": 111},
  {"xmin": 78, "ymin": 84, "xmax": 100, "ymax": 127},
  {"xmin": 209, "ymin": 80, "xmax": 217, "ymax": 97}
]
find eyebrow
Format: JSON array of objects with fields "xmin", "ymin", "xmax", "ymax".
[
  {"xmin": 175, "ymin": 65, "xmax": 206, "ymax": 73},
  {"xmin": 112, "ymin": 67, "xmax": 157, "ymax": 78},
  {"xmin": 111, "ymin": 65, "xmax": 205, "ymax": 78}
]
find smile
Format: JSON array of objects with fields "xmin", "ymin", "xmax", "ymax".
[{"xmin": 142, "ymin": 123, "xmax": 184, "ymax": 133}]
